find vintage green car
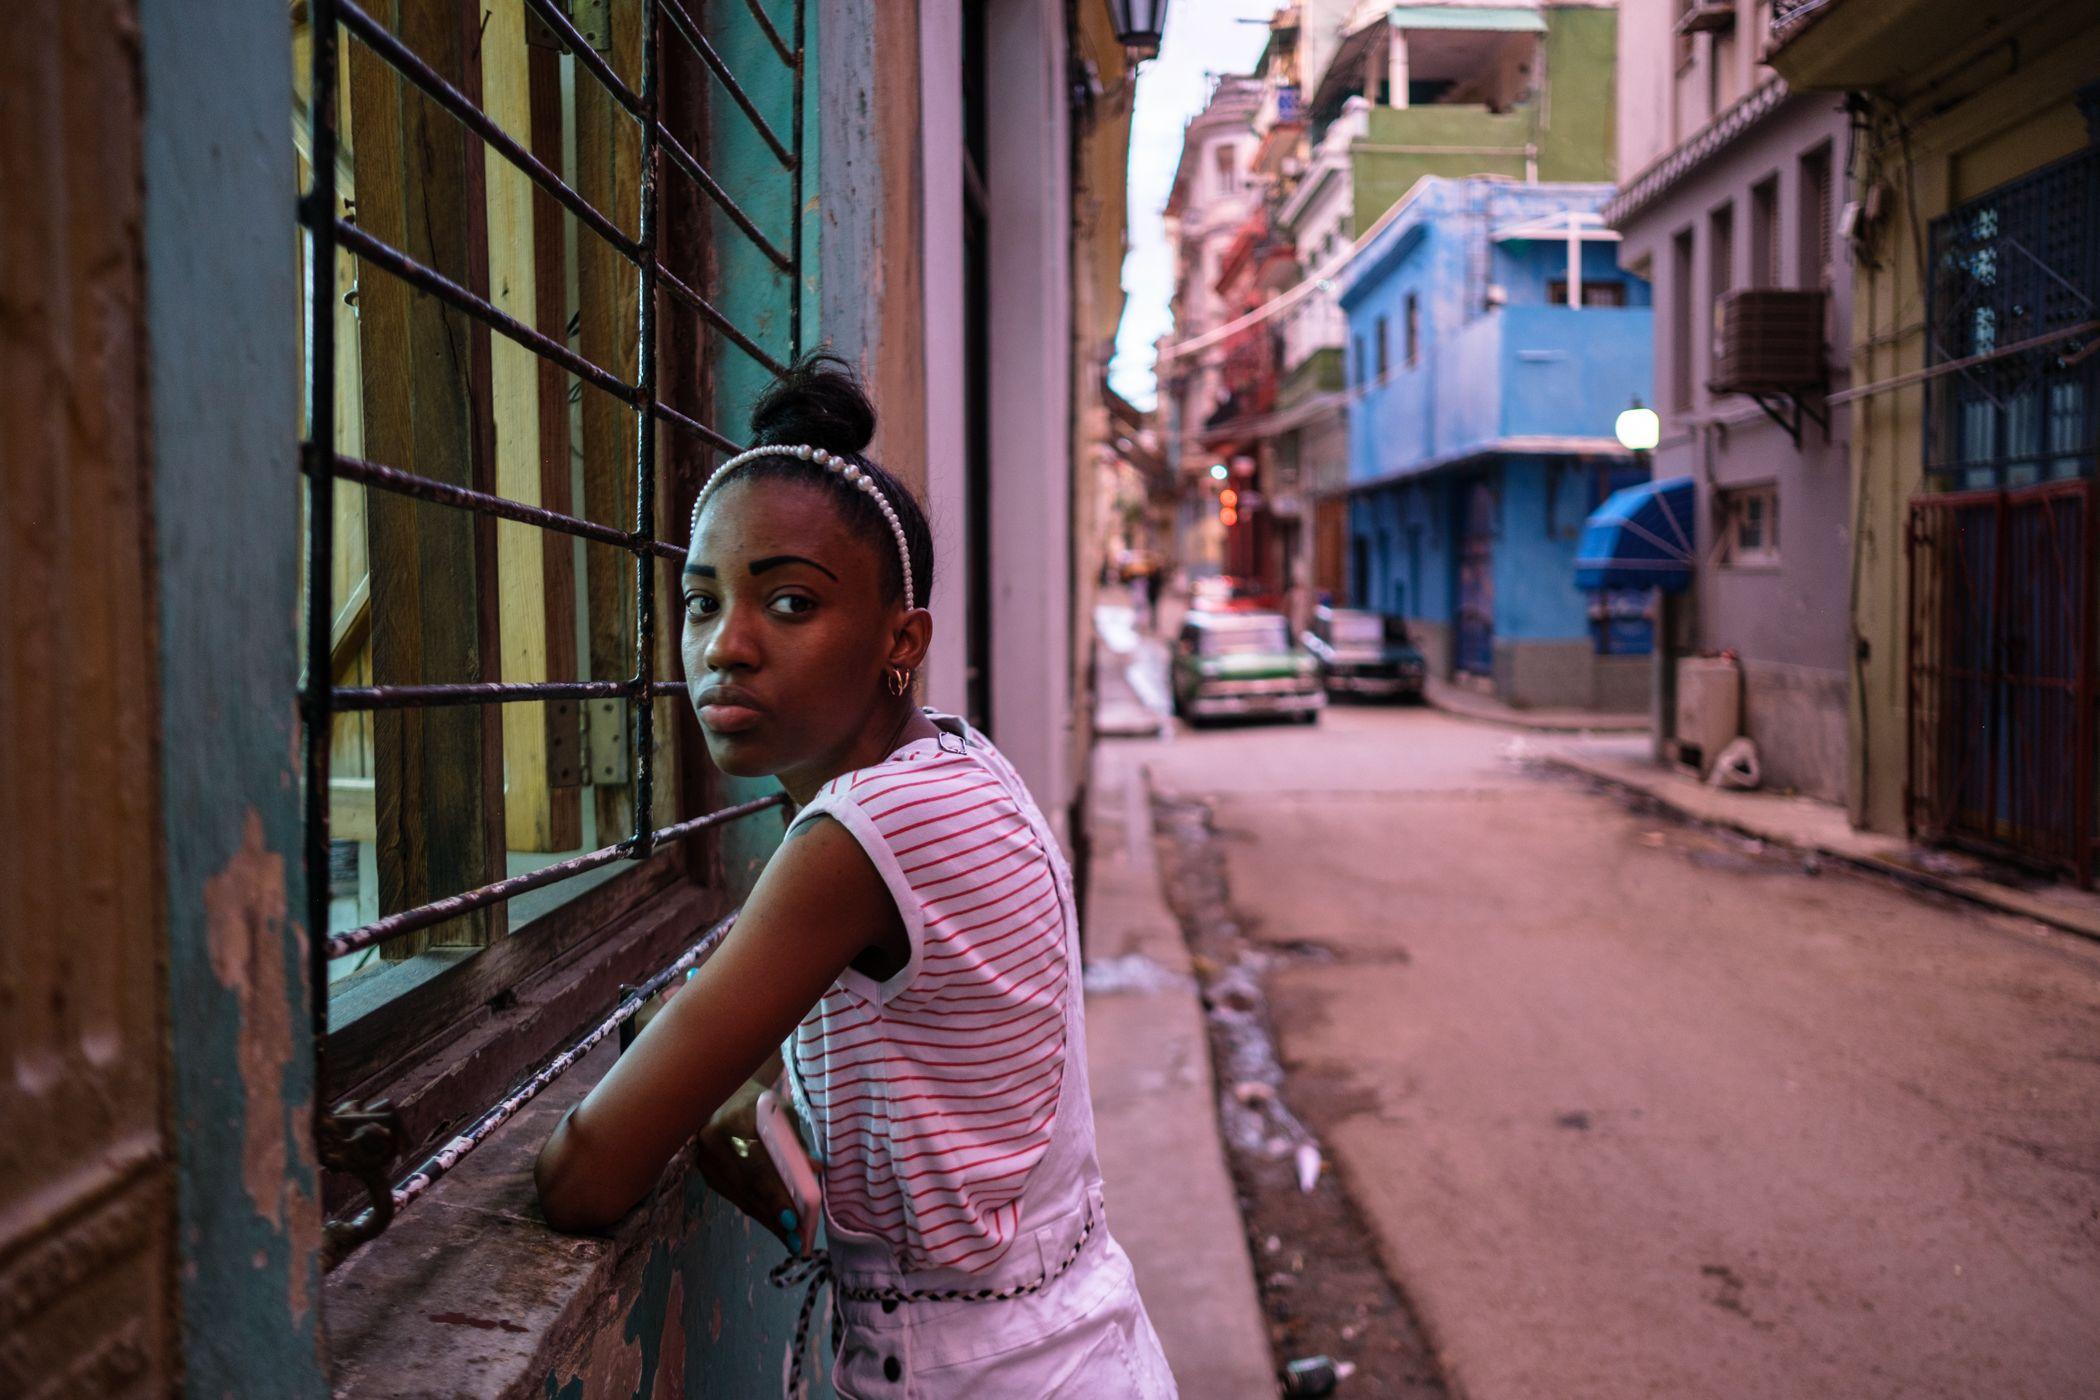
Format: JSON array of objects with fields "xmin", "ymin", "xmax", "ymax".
[
  {"xmin": 1300, "ymin": 605, "xmax": 1427, "ymax": 700},
  {"xmin": 1170, "ymin": 610, "xmax": 1324, "ymax": 723}
]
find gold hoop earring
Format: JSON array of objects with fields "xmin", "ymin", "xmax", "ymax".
[{"xmin": 885, "ymin": 667, "xmax": 911, "ymax": 698}]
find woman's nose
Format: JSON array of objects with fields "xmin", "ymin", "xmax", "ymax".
[{"xmin": 701, "ymin": 601, "xmax": 760, "ymax": 672}]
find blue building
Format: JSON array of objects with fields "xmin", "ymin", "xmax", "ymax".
[{"xmin": 1336, "ymin": 178, "xmax": 1655, "ymax": 711}]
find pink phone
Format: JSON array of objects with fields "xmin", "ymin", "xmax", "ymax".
[{"xmin": 754, "ymin": 1089, "xmax": 821, "ymax": 1254}]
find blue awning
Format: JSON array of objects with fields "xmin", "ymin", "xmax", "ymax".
[{"xmin": 1575, "ymin": 476, "xmax": 1695, "ymax": 592}]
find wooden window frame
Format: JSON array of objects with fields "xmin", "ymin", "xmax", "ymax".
[{"xmin": 1719, "ymin": 483, "xmax": 1780, "ymax": 567}]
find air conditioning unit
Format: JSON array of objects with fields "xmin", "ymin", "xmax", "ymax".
[
  {"xmin": 1674, "ymin": 655, "xmax": 1741, "ymax": 778},
  {"xmin": 1710, "ymin": 288, "xmax": 1825, "ymax": 396}
]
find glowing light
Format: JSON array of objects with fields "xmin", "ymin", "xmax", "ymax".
[
  {"xmin": 1219, "ymin": 507, "xmax": 1238, "ymax": 526},
  {"xmin": 1219, "ymin": 488, "xmax": 1239, "ymax": 508},
  {"xmin": 1614, "ymin": 402, "xmax": 1661, "ymax": 452},
  {"xmin": 1208, "ymin": 462, "xmax": 1229, "ymax": 480}
]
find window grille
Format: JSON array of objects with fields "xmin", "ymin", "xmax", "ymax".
[
  {"xmin": 299, "ymin": 0, "xmax": 804, "ymax": 1266},
  {"xmin": 1924, "ymin": 148, "xmax": 2099, "ymax": 490}
]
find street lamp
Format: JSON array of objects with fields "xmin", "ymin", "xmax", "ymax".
[
  {"xmin": 1108, "ymin": 0, "xmax": 1169, "ymax": 62},
  {"xmin": 1614, "ymin": 398, "xmax": 1660, "ymax": 454}
]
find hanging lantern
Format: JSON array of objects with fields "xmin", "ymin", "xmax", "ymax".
[{"xmin": 1108, "ymin": 0, "xmax": 1169, "ymax": 61}]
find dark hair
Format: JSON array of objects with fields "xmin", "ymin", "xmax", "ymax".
[{"xmin": 720, "ymin": 352, "xmax": 934, "ymax": 607}]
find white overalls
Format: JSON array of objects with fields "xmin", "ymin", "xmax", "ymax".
[{"xmin": 779, "ymin": 717, "xmax": 1177, "ymax": 1399}]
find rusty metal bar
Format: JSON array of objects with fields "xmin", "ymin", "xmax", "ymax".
[
  {"xmin": 303, "ymin": 0, "xmax": 343, "ymax": 1071},
  {"xmin": 319, "ymin": 452, "xmax": 685, "ymax": 559},
  {"xmin": 338, "ymin": 0, "xmax": 642, "ymax": 266},
  {"xmin": 337, "ymin": 218, "xmax": 638, "ymax": 406},
  {"xmin": 743, "ymin": 0, "xmax": 797, "ymax": 67},
  {"xmin": 331, "ymin": 678, "xmax": 685, "ymax": 711},
  {"xmin": 790, "ymin": 0, "xmax": 803, "ymax": 359},
  {"xmin": 326, "ymin": 797, "xmax": 782, "ymax": 959},
  {"xmin": 522, "ymin": 0, "xmax": 643, "ymax": 120},
  {"xmin": 657, "ymin": 0, "xmax": 795, "ymax": 169},
  {"xmin": 2080, "ymin": 480, "xmax": 2098, "ymax": 887},
  {"xmin": 632, "ymin": 4, "xmax": 663, "ymax": 860},
  {"xmin": 651, "ymin": 398, "xmax": 741, "ymax": 455},
  {"xmin": 325, "ymin": 911, "xmax": 741, "ymax": 1260},
  {"xmin": 656, "ymin": 262, "xmax": 789, "ymax": 377},
  {"xmin": 656, "ymin": 122, "xmax": 792, "ymax": 272}
]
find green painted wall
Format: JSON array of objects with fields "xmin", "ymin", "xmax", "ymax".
[
  {"xmin": 1532, "ymin": 6, "xmax": 1616, "ymax": 184},
  {"xmin": 1347, "ymin": 8, "xmax": 1618, "ymax": 236},
  {"xmin": 1280, "ymin": 346, "xmax": 1346, "ymax": 405},
  {"xmin": 139, "ymin": 0, "xmax": 328, "ymax": 1391}
]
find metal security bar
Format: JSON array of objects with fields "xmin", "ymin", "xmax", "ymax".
[
  {"xmin": 301, "ymin": 0, "xmax": 805, "ymax": 1265},
  {"xmin": 1923, "ymin": 148, "xmax": 2099, "ymax": 490},
  {"xmin": 1907, "ymin": 480, "xmax": 2098, "ymax": 887}
]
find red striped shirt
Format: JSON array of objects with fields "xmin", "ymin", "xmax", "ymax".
[{"xmin": 784, "ymin": 723, "xmax": 1073, "ymax": 1273}]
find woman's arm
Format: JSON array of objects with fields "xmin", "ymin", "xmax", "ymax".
[{"xmin": 535, "ymin": 816, "xmax": 902, "ymax": 1232}]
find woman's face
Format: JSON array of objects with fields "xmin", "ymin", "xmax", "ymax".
[{"xmin": 681, "ymin": 476, "xmax": 906, "ymax": 786}]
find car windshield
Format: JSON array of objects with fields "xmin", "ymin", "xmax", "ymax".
[
  {"xmin": 1201, "ymin": 618, "xmax": 1291, "ymax": 655},
  {"xmin": 1328, "ymin": 611, "xmax": 1384, "ymax": 647}
]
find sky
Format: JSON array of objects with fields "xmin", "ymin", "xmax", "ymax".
[{"xmin": 1108, "ymin": 0, "xmax": 1282, "ymax": 411}]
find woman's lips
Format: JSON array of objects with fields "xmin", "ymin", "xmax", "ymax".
[{"xmin": 698, "ymin": 702, "xmax": 764, "ymax": 734}]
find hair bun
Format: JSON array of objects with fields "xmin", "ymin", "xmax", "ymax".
[{"xmin": 749, "ymin": 352, "xmax": 877, "ymax": 456}]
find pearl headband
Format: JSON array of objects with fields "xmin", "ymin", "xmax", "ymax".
[{"xmin": 687, "ymin": 444, "xmax": 916, "ymax": 611}]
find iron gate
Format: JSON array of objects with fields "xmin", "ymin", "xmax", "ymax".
[{"xmin": 1907, "ymin": 480, "xmax": 2098, "ymax": 885}]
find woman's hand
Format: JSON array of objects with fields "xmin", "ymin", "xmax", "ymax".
[
  {"xmin": 536, "ymin": 817, "xmax": 892, "ymax": 1234},
  {"xmin": 689, "ymin": 1076, "xmax": 803, "ymax": 1252}
]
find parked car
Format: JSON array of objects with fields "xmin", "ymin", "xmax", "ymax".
[
  {"xmin": 1170, "ymin": 610, "xmax": 1324, "ymax": 723},
  {"xmin": 1187, "ymin": 574, "xmax": 1278, "ymax": 613},
  {"xmin": 1301, "ymin": 606, "xmax": 1427, "ymax": 700}
]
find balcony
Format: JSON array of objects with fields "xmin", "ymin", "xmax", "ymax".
[
  {"xmin": 1352, "ymin": 106, "xmax": 1538, "ymax": 220},
  {"xmin": 1348, "ymin": 306, "xmax": 1653, "ymax": 485},
  {"xmin": 1767, "ymin": 0, "xmax": 2011, "ymax": 92}
]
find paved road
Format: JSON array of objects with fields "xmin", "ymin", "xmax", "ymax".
[{"xmin": 1134, "ymin": 701, "xmax": 2100, "ymax": 1399}]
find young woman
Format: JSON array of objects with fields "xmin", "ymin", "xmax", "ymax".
[{"xmin": 535, "ymin": 356, "xmax": 1176, "ymax": 1398}]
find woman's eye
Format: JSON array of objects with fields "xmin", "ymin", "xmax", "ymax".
[
  {"xmin": 769, "ymin": 594, "xmax": 815, "ymax": 617},
  {"xmin": 684, "ymin": 594, "xmax": 718, "ymax": 620}
]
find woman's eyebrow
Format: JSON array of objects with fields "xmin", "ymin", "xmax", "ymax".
[
  {"xmin": 683, "ymin": 563, "xmax": 716, "ymax": 578},
  {"xmin": 749, "ymin": 554, "xmax": 839, "ymax": 581}
]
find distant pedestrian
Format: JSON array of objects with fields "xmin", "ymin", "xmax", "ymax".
[{"xmin": 536, "ymin": 354, "xmax": 1175, "ymax": 1398}]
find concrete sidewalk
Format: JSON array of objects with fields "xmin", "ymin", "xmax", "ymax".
[
  {"xmin": 1083, "ymin": 739, "xmax": 1274, "ymax": 1397},
  {"xmin": 1546, "ymin": 733, "xmax": 2100, "ymax": 944},
  {"xmin": 1094, "ymin": 603, "xmax": 1169, "ymax": 738}
]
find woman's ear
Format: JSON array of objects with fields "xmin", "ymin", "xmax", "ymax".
[{"xmin": 889, "ymin": 608, "xmax": 933, "ymax": 674}]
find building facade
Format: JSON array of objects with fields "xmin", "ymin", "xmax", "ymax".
[
  {"xmin": 1159, "ymin": 74, "xmax": 1265, "ymax": 579},
  {"xmin": 1, "ymin": 0, "xmax": 1133, "ymax": 1393},
  {"xmin": 1159, "ymin": 0, "xmax": 1623, "ymax": 615},
  {"xmin": 1338, "ymin": 178, "xmax": 1655, "ymax": 708},
  {"xmin": 1769, "ymin": 0, "xmax": 2100, "ymax": 880},
  {"xmin": 1606, "ymin": 0, "xmax": 1856, "ymax": 801}
]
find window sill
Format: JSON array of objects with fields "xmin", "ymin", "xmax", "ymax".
[{"xmin": 325, "ymin": 1035, "xmax": 689, "ymax": 1397}]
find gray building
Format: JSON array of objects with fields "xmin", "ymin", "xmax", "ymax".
[{"xmin": 1607, "ymin": 1, "xmax": 1853, "ymax": 802}]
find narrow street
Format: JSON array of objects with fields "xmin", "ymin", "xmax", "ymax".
[{"xmin": 1114, "ymin": 669, "xmax": 2100, "ymax": 1397}]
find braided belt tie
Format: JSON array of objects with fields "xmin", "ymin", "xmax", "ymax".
[{"xmin": 765, "ymin": 1203, "xmax": 1098, "ymax": 1398}]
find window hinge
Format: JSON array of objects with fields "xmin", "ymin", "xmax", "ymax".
[
  {"xmin": 548, "ymin": 699, "xmax": 584, "ymax": 789},
  {"xmin": 584, "ymin": 697, "xmax": 631, "ymax": 787},
  {"xmin": 569, "ymin": 0, "xmax": 612, "ymax": 51}
]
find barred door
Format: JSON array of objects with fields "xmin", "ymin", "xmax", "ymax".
[
  {"xmin": 1455, "ymin": 480, "xmax": 1497, "ymax": 677},
  {"xmin": 1907, "ymin": 481, "xmax": 2098, "ymax": 884}
]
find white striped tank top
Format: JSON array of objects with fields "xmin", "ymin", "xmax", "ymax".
[{"xmin": 783, "ymin": 714, "xmax": 1074, "ymax": 1274}]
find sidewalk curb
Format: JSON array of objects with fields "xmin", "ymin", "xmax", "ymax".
[
  {"xmin": 1082, "ymin": 744, "xmax": 1275, "ymax": 1397},
  {"xmin": 1423, "ymin": 679, "xmax": 1649, "ymax": 735},
  {"xmin": 1543, "ymin": 751, "xmax": 2100, "ymax": 947}
]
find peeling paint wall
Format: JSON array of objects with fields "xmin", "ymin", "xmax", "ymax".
[{"xmin": 138, "ymin": 0, "xmax": 328, "ymax": 1390}]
